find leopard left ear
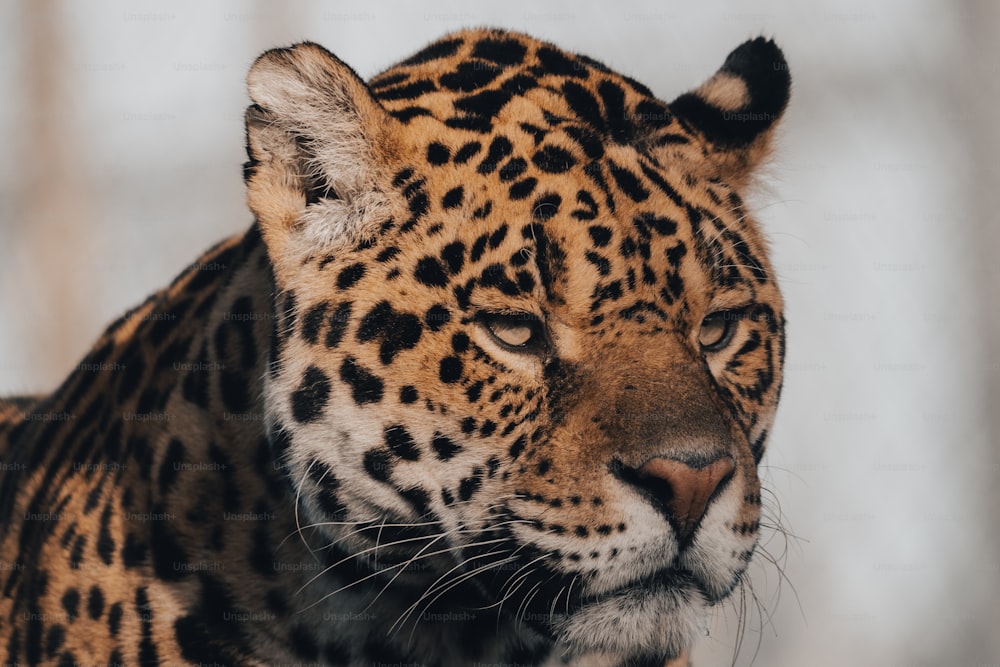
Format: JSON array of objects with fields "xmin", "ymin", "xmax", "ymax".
[
  {"xmin": 243, "ymin": 42, "xmax": 399, "ymax": 277},
  {"xmin": 668, "ymin": 37, "xmax": 791, "ymax": 186}
]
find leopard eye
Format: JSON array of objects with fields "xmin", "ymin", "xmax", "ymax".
[
  {"xmin": 480, "ymin": 312, "xmax": 545, "ymax": 352},
  {"xmin": 699, "ymin": 310, "xmax": 738, "ymax": 352}
]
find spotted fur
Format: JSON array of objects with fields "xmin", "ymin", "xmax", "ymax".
[{"xmin": 0, "ymin": 29, "xmax": 789, "ymax": 667}]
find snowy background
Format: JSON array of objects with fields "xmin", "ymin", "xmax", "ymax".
[{"xmin": 0, "ymin": 1, "xmax": 997, "ymax": 665}]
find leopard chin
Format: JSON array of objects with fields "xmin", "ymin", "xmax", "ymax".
[{"xmin": 550, "ymin": 584, "xmax": 708, "ymax": 664}]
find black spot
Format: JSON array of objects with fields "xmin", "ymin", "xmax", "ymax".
[
  {"xmin": 477, "ymin": 136, "xmax": 513, "ymax": 175},
  {"xmin": 392, "ymin": 167, "xmax": 413, "ymax": 188},
  {"xmin": 96, "ymin": 502, "xmax": 115, "ymax": 565},
  {"xmin": 440, "ymin": 61, "xmax": 503, "ymax": 91},
  {"xmin": 415, "ymin": 256, "xmax": 449, "ymax": 287},
  {"xmin": 562, "ymin": 80, "xmax": 606, "ymax": 134},
  {"xmin": 384, "ymin": 426, "xmax": 420, "ymax": 461},
  {"xmin": 377, "ymin": 78, "xmax": 437, "ymax": 101},
  {"xmin": 585, "ymin": 251, "xmax": 611, "ymax": 276},
  {"xmin": 301, "ymin": 301, "xmax": 329, "ymax": 344},
  {"xmin": 61, "ymin": 588, "xmax": 79, "ymax": 620},
  {"xmin": 87, "ymin": 586, "xmax": 104, "ymax": 620},
  {"xmin": 599, "ymin": 81, "xmax": 632, "ymax": 143},
  {"xmin": 461, "ymin": 417, "xmax": 477, "ymax": 434},
  {"xmin": 470, "ymin": 233, "xmax": 490, "ymax": 263},
  {"xmin": 439, "ymin": 356, "xmax": 463, "ymax": 383},
  {"xmin": 608, "ymin": 160, "xmax": 649, "ymax": 202},
  {"xmin": 532, "ymin": 193, "xmax": 562, "ymax": 222},
  {"xmin": 356, "ymin": 301, "xmax": 424, "ymax": 365},
  {"xmin": 451, "ymin": 332, "xmax": 470, "ymax": 354},
  {"xmin": 480, "ymin": 264, "xmax": 520, "ymax": 296},
  {"xmin": 636, "ymin": 211, "xmax": 678, "ymax": 236},
  {"xmin": 45, "ymin": 624, "xmax": 65, "ymax": 658},
  {"xmin": 591, "ymin": 280, "xmax": 624, "ymax": 310},
  {"xmin": 400, "ymin": 385, "xmax": 419, "ymax": 404},
  {"xmin": 459, "ymin": 470, "xmax": 483, "ymax": 501},
  {"xmin": 465, "ymin": 380, "xmax": 484, "ymax": 402},
  {"xmin": 486, "ymin": 456, "xmax": 501, "ymax": 478},
  {"xmin": 340, "ymin": 357, "xmax": 384, "ymax": 404},
  {"xmin": 107, "ymin": 602, "xmax": 122, "ymax": 635},
  {"xmin": 588, "ymin": 225, "xmax": 613, "ymax": 247},
  {"xmin": 454, "ymin": 278, "xmax": 476, "ymax": 310},
  {"xmin": 502, "ymin": 74, "xmax": 539, "ymax": 95},
  {"xmin": 370, "ymin": 71, "xmax": 409, "ymax": 90},
  {"xmin": 407, "ymin": 191, "xmax": 429, "ymax": 221},
  {"xmin": 376, "ymin": 247, "xmax": 400, "ymax": 263},
  {"xmin": 565, "ymin": 125, "xmax": 605, "ymax": 160},
  {"xmin": 426, "ymin": 142, "xmax": 450, "ymax": 165},
  {"xmin": 479, "ymin": 420, "xmax": 497, "ymax": 437},
  {"xmin": 666, "ymin": 241, "xmax": 688, "ymax": 267},
  {"xmin": 442, "ymin": 186, "xmax": 464, "ymax": 209},
  {"xmin": 488, "ymin": 224, "xmax": 508, "ymax": 248},
  {"xmin": 472, "ymin": 37, "xmax": 527, "ymax": 65},
  {"xmin": 453, "ymin": 141, "xmax": 482, "ymax": 163},
  {"xmin": 441, "ymin": 242, "xmax": 466, "ymax": 274},
  {"xmin": 445, "ymin": 114, "xmax": 493, "ymax": 133},
  {"xmin": 337, "ymin": 263, "xmax": 367, "ymax": 290},
  {"xmin": 425, "ymin": 305, "xmax": 451, "ymax": 331},
  {"xmin": 536, "ymin": 47, "xmax": 587, "ymax": 78},
  {"xmin": 515, "ymin": 270, "xmax": 536, "ymax": 293},
  {"xmin": 532, "ymin": 145, "xmax": 577, "ymax": 173},
  {"xmin": 499, "ymin": 157, "xmax": 527, "ymax": 182},
  {"xmin": 325, "ymin": 301, "xmax": 353, "ymax": 349},
  {"xmin": 389, "ymin": 106, "xmax": 434, "ymax": 123},
  {"xmin": 291, "ymin": 366, "xmax": 331, "ymax": 423},
  {"xmin": 363, "ymin": 448, "xmax": 392, "ymax": 483},
  {"xmin": 431, "ymin": 433, "xmax": 462, "ymax": 461},
  {"xmin": 135, "ymin": 592, "xmax": 162, "ymax": 665},
  {"xmin": 509, "ymin": 177, "xmax": 537, "ymax": 200}
]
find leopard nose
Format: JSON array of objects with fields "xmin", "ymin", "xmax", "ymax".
[{"xmin": 635, "ymin": 455, "xmax": 736, "ymax": 542}]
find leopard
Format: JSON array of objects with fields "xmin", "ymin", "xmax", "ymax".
[{"xmin": 0, "ymin": 28, "xmax": 790, "ymax": 667}]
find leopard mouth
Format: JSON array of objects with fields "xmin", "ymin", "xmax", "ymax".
[{"xmin": 493, "ymin": 563, "xmax": 711, "ymax": 661}]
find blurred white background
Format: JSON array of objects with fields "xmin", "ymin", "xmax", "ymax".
[{"xmin": 0, "ymin": 1, "xmax": 997, "ymax": 665}]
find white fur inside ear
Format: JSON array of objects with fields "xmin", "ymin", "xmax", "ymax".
[{"xmin": 291, "ymin": 189, "xmax": 393, "ymax": 256}]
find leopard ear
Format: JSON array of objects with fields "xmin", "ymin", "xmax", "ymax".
[
  {"xmin": 243, "ymin": 42, "xmax": 398, "ymax": 274},
  {"xmin": 668, "ymin": 37, "xmax": 790, "ymax": 187}
]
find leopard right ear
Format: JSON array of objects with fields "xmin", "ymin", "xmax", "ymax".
[
  {"xmin": 666, "ymin": 37, "xmax": 791, "ymax": 188},
  {"xmin": 243, "ymin": 42, "xmax": 399, "ymax": 277}
]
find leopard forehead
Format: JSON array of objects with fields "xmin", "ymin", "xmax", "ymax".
[{"xmin": 281, "ymin": 28, "xmax": 781, "ymax": 324}]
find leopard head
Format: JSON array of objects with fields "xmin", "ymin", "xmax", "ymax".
[{"xmin": 243, "ymin": 29, "xmax": 789, "ymax": 662}]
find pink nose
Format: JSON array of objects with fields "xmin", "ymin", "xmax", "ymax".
[{"xmin": 637, "ymin": 455, "xmax": 736, "ymax": 541}]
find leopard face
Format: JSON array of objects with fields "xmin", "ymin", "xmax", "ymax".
[{"xmin": 246, "ymin": 30, "xmax": 789, "ymax": 662}]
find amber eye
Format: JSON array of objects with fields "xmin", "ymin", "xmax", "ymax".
[
  {"xmin": 480, "ymin": 313, "xmax": 545, "ymax": 352},
  {"xmin": 699, "ymin": 311, "xmax": 738, "ymax": 352}
]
